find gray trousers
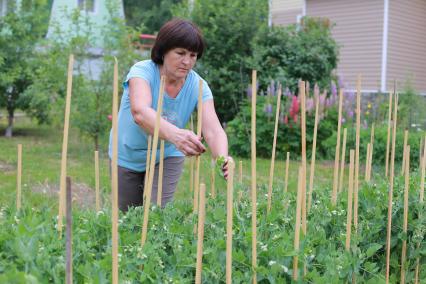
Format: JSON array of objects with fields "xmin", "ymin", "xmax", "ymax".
[{"xmin": 117, "ymin": 157, "xmax": 185, "ymax": 211}]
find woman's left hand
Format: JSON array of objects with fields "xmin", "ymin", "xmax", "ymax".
[{"xmin": 221, "ymin": 156, "xmax": 234, "ymax": 180}]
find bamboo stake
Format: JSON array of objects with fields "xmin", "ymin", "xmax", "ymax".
[
  {"xmin": 190, "ymin": 116, "xmax": 194, "ymax": 193},
  {"xmin": 386, "ymin": 89, "xmax": 398, "ymax": 284},
  {"xmin": 385, "ymin": 92, "xmax": 393, "ymax": 177},
  {"xmin": 143, "ymin": 135, "xmax": 152, "ymax": 201},
  {"xmin": 267, "ymin": 84, "xmax": 282, "ymax": 213},
  {"xmin": 210, "ymin": 160, "xmax": 216, "ymax": 199},
  {"xmin": 419, "ymin": 137, "xmax": 424, "ymax": 171},
  {"xmin": 308, "ymin": 85, "xmax": 320, "ymax": 210},
  {"xmin": 58, "ymin": 54, "xmax": 74, "ymax": 237},
  {"xmin": 111, "ymin": 57, "xmax": 119, "ymax": 284},
  {"xmin": 156, "ymin": 140, "xmax": 165, "ymax": 207},
  {"xmin": 345, "ymin": 150, "xmax": 355, "ymax": 251},
  {"xmin": 95, "ymin": 150, "xmax": 100, "ymax": 211},
  {"xmin": 400, "ymin": 146, "xmax": 410, "ymax": 284},
  {"xmin": 415, "ymin": 135, "xmax": 426, "ymax": 284},
  {"xmin": 354, "ymin": 76, "xmax": 361, "ymax": 232},
  {"xmin": 193, "ymin": 80, "xmax": 203, "ymax": 214},
  {"xmin": 141, "ymin": 76, "xmax": 165, "ymax": 246},
  {"xmin": 339, "ymin": 128, "xmax": 347, "ymax": 193},
  {"xmin": 401, "ymin": 130, "xmax": 408, "ymax": 175},
  {"xmin": 300, "ymin": 81, "xmax": 307, "ymax": 236},
  {"xmin": 238, "ymin": 160, "xmax": 243, "ymax": 202},
  {"xmin": 226, "ymin": 160, "xmax": 235, "ymax": 284},
  {"xmin": 65, "ymin": 177, "xmax": 73, "ymax": 284},
  {"xmin": 284, "ymin": 152, "xmax": 290, "ymax": 193},
  {"xmin": 368, "ymin": 123, "xmax": 375, "ymax": 180},
  {"xmin": 251, "ymin": 70, "xmax": 257, "ymax": 284},
  {"xmin": 195, "ymin": 183, "xmax": 206, "ymax": 284},
  {"xmin": 365, "ymin": 143, "xmax": 371, "ymax": 182},
  {"xmin": 16, "ymin": 144, "xmax": 22, "ymax": 210},
  {"xmin": 332, "ymin": 89, "xmax": 344, "ymax": 205},
  {"xmin": 293, "ymin": 166, "xmax": 303, "ymax": 281}
]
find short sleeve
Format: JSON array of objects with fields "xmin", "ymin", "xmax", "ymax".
[
  {"xmin": 124, "ymin": 61, "xmax": 155, "ymax": 87},
  {"xmin": 202, "ymin": 79, "xmax": 213, "ymax": 102}
]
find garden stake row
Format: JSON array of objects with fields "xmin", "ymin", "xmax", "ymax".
[
  {"xmin": 332, "ymin": 88, "xmax": 343, "ymax": 205},
  {"xmin": 141, "ymin": 76, "xmax": 165, "ymax": 246},
  {"xmin": 307, "ymin": 84, "xmax": 319, "ymax": 211},
  {"xmin": 195, "ymin": 183, "xmax": 206, "ymax": 284},
  {"xmin": 94, "ymin": 150, "xmax": 100, "ymax": 211},
  {"xmin": 143, "ymin": 135, "xmax": 152, "ymax": 201},
  {"xmin": 250, "ymin": 70, "xmax": 257, "ymax": 284},
  {"xmin": 385, "ymin": 88, "xmax": 398, "ymax": 284},
  {"xmin": 111, "ymin": 57, "xmax": 119, "ymax": 284},
  {"xmin": 226, "ymin": 160, "xmax": 234, "ymax": 284},
  {"xmin": 157, "ymin": 140, "xmax": 165, "ymax": 207},
  {"xmin": 58, "ymin": 54, "xmax": 74, "ymax": 237},
  {"xmin": 385, "ymin": 91, "xmax": 393, "ymax": 177},
  {"xmin": 267, "ymin": 84, "xmax": 282, "ymax": 213},
  {"xmin": 293, "ymin": 166, "xmax": 303, "ymax": 281},
  {"xmin": 16, "ymin": 144, "xmax": 22, "ymax": 210},
  {"xmin": 401, "ymin": 129, "xmax": 408, "ymax": 175},
  {"xmin": 193, "ymin": 80, "xmax": 203, "ymax": 218},
  {"xmin": 284, "ymin": 152, "xmax": 289, "ymax": 193},
  {"xmin": 66, "ymin": 176, "xmax": 72, "ymax": 284},
  {"xmin": 354, "ymin": 76, "xmax": 362, "ymax": 232},
  {"xmin": 345, "ymin": 150, "xmax": 355, "ymax": 251},
  {"xmin": 339, "ymin": 128, "xmax": 347, "ymax": 193},
  {"xmin": 400, "ymin": 145, "xmax": 410, "ymax": 284}
]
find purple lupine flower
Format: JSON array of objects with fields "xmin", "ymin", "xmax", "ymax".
[
  {"xmin": 338, "ymin": 74, "xmax": 345, "ymax": 89},
  {"xmin": 306, "ymin": 97, "xmax": 314, "ymax": 113},
  {"xmin": 284, "ymin": 88, "xmax": 292, "ymax": 97},
  {"xmin": 246, "ymin": 84, "xmax": 252, "ymax": 98},
  {"xmin": 264, "ymin": 103, "xmax": 273, "ymax": 117},
  {"xmin": 331, "ymin": 81, "xmax": 337, "ymax": 97},
  {"xmin": 268, "ymin": 80, "xmax": 276, "ymax": 96}
]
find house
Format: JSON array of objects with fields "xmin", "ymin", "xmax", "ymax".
[{"xmin": 271, "ymin": 0, "xmax": 426, "ymax": 95}]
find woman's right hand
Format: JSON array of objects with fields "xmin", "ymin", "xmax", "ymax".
[{"xmin": 172, "ymin": 129, "xmax": 206, "ymax": 156}]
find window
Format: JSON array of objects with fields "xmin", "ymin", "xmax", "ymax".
[
  {"xmin": 0, "ymin": 0, "xmax": 7, "ymax": 17},
  {"xmin": 78, "ymin": 0, "xmax": 95, "ymax": 13}
]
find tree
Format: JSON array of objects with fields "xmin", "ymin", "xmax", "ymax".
[{"xmin": 0, "ymin": 0, "xmax": 51, "ymax": 137}]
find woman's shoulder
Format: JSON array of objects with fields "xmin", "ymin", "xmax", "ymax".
[{"xmin": 131, "ymin": 59, "xmax": 157, "ymax": 71}]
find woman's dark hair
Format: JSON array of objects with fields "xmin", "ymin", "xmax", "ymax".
[{"xmin": 151, "ymin": 19, "xmax": 205, "ymax": 64}]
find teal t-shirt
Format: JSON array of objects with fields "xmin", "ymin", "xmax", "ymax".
[{"xmin": 109, "ymin": 60, "xmax": 213, "ymax": 172}]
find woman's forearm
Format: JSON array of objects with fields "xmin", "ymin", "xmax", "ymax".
[{"xmin": 205, "ymin": 128, "xmax": 228, "ymax": 159}]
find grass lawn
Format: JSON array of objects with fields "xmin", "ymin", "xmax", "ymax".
[{"xmin": 0, "ymin": 114, "xmax": 340, "ymax": 211}]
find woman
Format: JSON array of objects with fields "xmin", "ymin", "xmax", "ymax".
[{"xmin": 109, "ymin": 19, "xmax": 232, "ymax": 211}]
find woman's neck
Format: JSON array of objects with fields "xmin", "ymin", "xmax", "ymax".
[{"xmin": 159, "ymin": 65, "xmax": 185, "ymax": 87}]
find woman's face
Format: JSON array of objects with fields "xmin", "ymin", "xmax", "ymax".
[{"xmin": 163, "ymin": 48, "xmax": 197, "ymax": 79}]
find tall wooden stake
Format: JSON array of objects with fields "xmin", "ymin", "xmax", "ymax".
[
  {"xmin": 226, "ymin": 161, "xmax": 235, "ymax": 284},
  {"xmin": 267, "ymin": 85, "xmax": 282, "ymax": 213},
  {"xmin": 354, "ymin": 76, "xmax": 361, "ymax": 232},
  {"xmin": 190, "ymin": 116, "xmax": 194, "ymax": 193},
  {"xmin": 308, "ymin": 85, "xmax": 320, "ymax": 210},
  {"xmin": 293, "ymin": 166, "xmax": 303, "ymax": 281},
  {"xmin": 332, "ymin": 89, "xmax": 343, "ymax": 205},
  {"xmin": 16, "ymin": 144, "xmax": 22, "ymax": 210},
  {"xmin": 143, "ymin": 135, "xmax": 152, "ymax": 201},
  {"xmin": 58, "ymin": 54, "xmax": 74, "ymax": 237},
  {"xmin": 415, "ymin": 135, "xmax": 426, "ymax": 284},
  {"xmin": 368, "ymin": 123, "xmax": 375, "ymax": 180},
  {"xmin": 386, "ymin": 89, "xmax": 398, "ymax": 284},
  {"xmin": 300, "ymin": 81, "xmax": 307, "ymax": 236},
  {"xmin": 365, "ymin": 143, "xmax": 371, "ymax": 181},
  {"xmin": 345, "ymin": 150, "xmax": 355, "ymax": 251},
  {"xmin": 239, "ymin": 160, "xmax": 243, "ymax": 183},
  {"xmin": 157, "ymin": 140, "xmax": 165, "ymax": 207},
  {"xmin": 401, "ymin": 129, "xmax": 408, "ymax": 175},
  {"xmin": 95, "ymin": 150, "xmax": 100, "ymax": 211},
  {"xmin": 251, "ymin": 70, "xmax": 258, "ymax": 284},
  {"xmin": 385, "ymin": 92, "xmax": 393, "ymax": 177},
  {"xmin": 111, "ymin": 57, "xmax": 119, "ymax": 284},
  {"xmin": 284, "ymin": 152, "xmax": 290, "ymax": 193},
  {"xmin": 195, "ymin": 183, "xmax": 206, "ymax": 284},
  {"xmin": 193, "ymin": 80, "xmax": 203, "ymax": 214},
  {"xmin": 65, "ymin": 177, "xmax": 73, "ymax": 284},
  {"xmin": 141, "ymin": 76, "xmax": 165, "ymax": 246},
  {"xmin": 400, "ymin": 146, "xmax": 410, "ymax": 284},
  {"xmin": 339, "ymin": 128, "xmax": 347, "ymax": 193}
]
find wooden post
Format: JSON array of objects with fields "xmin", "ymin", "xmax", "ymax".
[
  {"xmin": 157, "ymin": 140, "xmax": 165, "ymax": 207},
  {"xmin": 16, "ymin": 144, "xmax": 22, "ymax": 210},
  {"xmin": 300, "ymin": 81, "xmax": 307, "ymax": 236},
  {"xmin": 194, "ymin": 80, "xmax": 203, "ymax": 214},
  {"xmin": 226, "ymin": 161, "xmax": 235, "ymax": 284},
  {"xmin": 190, "ymin": 116, "xmax": 194, "ymax": 193},
  {"xmin": 284, "ymin": 152, "xmax": 290, "ymax": 193},
  {"xmin": 267, "ymin": 85, "xmax": 282, "ymax": 213},
  {"xmin": 308, "ymin": 85, "xmax": 320, "ymax": 210},
  {"xmin": 293, "ymin": 166, "xmax": 303, "ymax": 281},
  {"xmin": 354, "ymin": 76, "xmax": 361, "ymax": 232},
  {"xmin": 400, "ymin": 146, "xmax": 410, "ymax": 284},
  {"xmin": 345, "ymin": 150, "xmax": 355, "ymax": 251},
  {"xmin": 251, "ymin": 70, "xmax": 257, "ymax": 284},
  {"xmin": 111, "ymin": 57, "xmax": 119, "ymax": 284},
  {"xmin": 386, "ymin": 90, "xmax": 398, "ymax": 284},
  {"xmin": 195, "ymin": 183, "xmax": 206, "ymax": 284},
  {"xmin": 339, "ymin": 128, "xmax": 347, "ymax": 193},
  {"xmin": 401, "ymin": 130, "xmax": 408, "ymax": 175},
  {"xmin": 415, "ymin": 135, "xmax": 426, "ymax": 284},
  {"xmin": 365, "ymin": 143, "xmax": 371, "ymax": 182},
  {"xmin": 332, "ymin": 89, "xmax": 343, "ymax": 205},
  {"xmin": 141, "ymin": 76, "xmax": 165, "ymax": 246},
  {"xmin": 65, "ymin": 177, "xmax": 73, "ymax": 284},
  {"xmin": 143, "ymin": 135, "xmax": 152, "ymax": 201},
  {"xmin": 94, "ymin": 150, "xmax": 100, "ymax": 211},
  {"xmin": 368, "ymin": 123, "xmax": 375, "ymax": 180},
  {"xmin": 58, "ymin": 54, "xmax": 74, "ymax": 237},
  {"xmin": 385, "ymin": 92, "xmax": 393, "ymax": 177}
]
